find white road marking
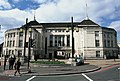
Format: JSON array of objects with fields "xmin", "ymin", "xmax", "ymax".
[
  {"xmin": 82, "ymin": 73, "xmax": 93, "ymax": 81},
  {"xmin": 26, "ymin": 76, "xmax": 36, "ymax": 81}
]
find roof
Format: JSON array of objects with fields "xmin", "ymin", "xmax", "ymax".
[
  {"xmin": 39, "ymin": 19, "xmax": 100, "ymax": 27},
  {"xmin": 102, "ymin": 27, "xmax": 116, "ymax": 32},
  {"xmin": 80, "ymin": 19, "xmax": 99, "ymax": 26},
  {"xmin": 28, "ymin": 20, "xmax": 40, "ymax": 25},
  {"xmin": 0, "ymin": 42, "xmax": 3, "ymax": 47}
]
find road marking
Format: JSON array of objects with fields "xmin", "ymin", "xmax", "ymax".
[
  {"xmin": 26, "ymin": 76, "xmax": 36, "ymax": 81},
  {"xmin": 96, "ymin": 64, "xmax": 120, "ymax": 73},
  {"xmin": 82, "ymin": 73, "xmax": 93, "ymax": 81}
]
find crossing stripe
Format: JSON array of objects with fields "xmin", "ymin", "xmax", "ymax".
[
  {"xmin": 26, "ymin": 76, "xmax": 36, "ymax": 81},
  {"xmin": 82, "ymin": 73, "xmax": 93, "ymax": 81}
]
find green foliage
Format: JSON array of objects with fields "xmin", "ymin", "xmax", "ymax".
[{"xmin": 30, "ymin": 60, "xmax": 65, "ymax": 65}]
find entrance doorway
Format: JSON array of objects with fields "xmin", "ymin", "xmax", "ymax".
[
  {"xmin": 49, "ymin": 53, "xmax": 52, "ymax": 59},
  {"xmin": 54, "ymin": 51, "xmax": 57, "ymax": 58}
]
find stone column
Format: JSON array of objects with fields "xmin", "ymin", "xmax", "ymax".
[
  {"xmin": 53, "ymin": 35, "xmax": 55, "ymax": 46},
  {"xmin": 64, "ymin": 35, "xmax": 67, "ymax": 46}
]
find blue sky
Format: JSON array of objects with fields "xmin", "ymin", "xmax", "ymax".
[{"xmin": 0, "ymin": 0, "xmax": 120, "ymax": 43}]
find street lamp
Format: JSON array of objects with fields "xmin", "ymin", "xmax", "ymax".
[
  {"xmin": 66, "ymin": 17, "xmax": 79, "ymax": 58},
  {"xmin": 71, "ymin": 17, "xmax": 74, "ymax": 58},
  {"xmin": 28, "ymin": 28, "xmax": 32, "ymax": 73},
  {"xmin": 20, "ymin": 18, "xmax": 28, "ymax": 62},
  {"xmin": 4, "ymin": 48, "xmax": 8, "ymax": 70}
]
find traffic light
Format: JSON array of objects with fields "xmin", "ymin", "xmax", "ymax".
[{"xmin": 30, "ymin": 39, "xmax": 36, "ymax": 47}]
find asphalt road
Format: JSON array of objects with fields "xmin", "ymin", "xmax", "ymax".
[
  {"xmin": 87, "ymin": 64, "xmax": 120, "ymax": 81},
  {"xmin": 0, "ymin": 65, "xmax": 119, "ymax": 81}
]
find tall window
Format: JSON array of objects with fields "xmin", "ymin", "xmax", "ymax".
[
  {"xmin": 55, "ymin": 36, "xmax": 57, "ymax": 46},
  {"xmin": 104, "ymin": 40, "xmax": 106, "ymax": 47},
  {"xmin": 13, "ymin": 33, "xmax": 15, "ymax": 37},
  {"xmin": 19, "ymin": 40, "xmax": 23, "ymax": 47},
  {"xmin": 107, "ymin": 40, "xmax": 110, "ymax": 47},
  {"xmin": 49, "ymin": 35, "xmax": 53, "ymax": 47},
  {"xmin": 95, "ymin": 40, "xmax": 99, "ymax": 47},
  {"xmin": 58, "ymin": 36, "xmax": 61, "ymax": 46},
  {"xmin": 7, "ymin": 41, "xmax": 9, "ymax": 47},
  {"xmin": 45, "ymin": 37, "xmax": 47, "ymax": 54},
  {"xmin": 111, "ymin": 40, "xmax": 113, "ymax": 47},
  {"xmin": 13, "ymin": 40, "xmax": 15, "ymax": 47},
  {"xmin": 96, "ymin": 51, "xmax": 100, "ymax": 57},
  {"xmin": 10, "ymin": 41, "xmax": 12, "ymax": 47},
  {"xmin": 67, "ymin": 35, "xmax": 70, "ymax": 46}
]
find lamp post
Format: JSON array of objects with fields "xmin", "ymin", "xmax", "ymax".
[
  {"xmin": 71, "ymin": 17, "xmax": 74, "ymax": 58},
  {"xmin": 4, "ymin": 48, "xmax": 8, "ymax": 70},
  {"xmin": 28, "ymin": 28, "xmax": 32, "ymax": 73},
  {"xmin": 20, "ymin": 18, "xmax": 28, "ymax": 62},
  {"xmin": 66, "ymin": 17, "xmax": 76, "ymax": 58}
]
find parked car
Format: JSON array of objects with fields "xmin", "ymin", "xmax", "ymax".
[
  {"xmin": 67, "ymin": 57, "xmax": 84, "ymax": 66},
  {"xmin": 75, "ymin": 57, "xmax": 84, "ymax": 65}
]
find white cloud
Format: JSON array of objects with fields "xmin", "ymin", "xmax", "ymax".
[
  {"xmin": 109, "ymin": 21, "xmax": 120, "ymax": 32},
  {"xmin": 32, "ymin": 0, "xmax": 48, "ymax": 4},
  {"xmin": 12, "ymin": 0, "xmax": 21, "ymax": 3},
  {"xmin": 0, "ymin": 0, "xmax": 120, "ymax": 42},
  {"xmin": 0, "ymin": 0, "xmax": 120, "ymax": 28},
  {"xmin": 32, "ymin": 0, "xmax": 59, "ymax": 4},
  {"xmin": 0, "ymin": 0, "xmax": 12, "ymax": 9},
  {"xmin": 0, "ymin": 8, "xmax": 33, "ymax": 22}
]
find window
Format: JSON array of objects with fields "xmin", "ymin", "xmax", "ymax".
[
  {"xmin": 95, "ymin": 31, "xmax": 99, "ymax": 37},
  {"xmin": 96, "ymin": 51, "xmax": 100, "ymax": 57},
  {"xmin": 55, "ymin": 30, "xmax": 57, "ymax": 32},
  {"xmin": 8, "ymin": 34, "xmax": 9, "ymax": 38},
  {"xmin": 55, "ymin": 36, "xmax": 57, "ymax": 46},
  {"xmin": 50, "ymin": 30, "xmax": 53, "ymax": 32},
  {"xmin": 58, "ymin": 36, "xmax": 61, "ymax": 46},
  {"xmin": 13, "ymin": 33, "xmax": 15, "ymax": 37},
  {"xmin": 7, "ymin": 41, "xmax": 9, "ymax": 47},
  {"xmin": 58, "ymin": 30, "xmax": 61, "ymax": 32},
  {"xmin": 13, "ymin": 40, "xmax": 15, "ymax": 47},
  {"xmin": 49, "ymin": 35, "xmax": 53, "ymax": 47},
  {"xmin": 95, "ymin": 40, "xmax": 99, "ymax": 47},
  {"xmin": 10, "ymin": 33, "xmax": 12, "ymax": 37},
  {"xmin": 19, "ymin": 32, "xmax": 23, "ymax": 36},
  {"xmin": 67, "ymin": 35, "xmax": 70, "ymax": 46},
  {"xmin": 111, "ymin": 41, "xmax": 113, "ymax": 47},
  {"xmin": 19, "ymin": 40, "xmax": 23, "ymax": 47},
  {"xmin": 107, "ymin": 33, "xmax": 110, "ymax": 38},
  {"xmin": 107, "ymin": 40, "xmax": 110, "ymax": 47},
  {"xmin": 18, "ymin": 50, "xmax": 22, "ymax": 57},
  {"xmin": 12, "ymin": 50, "xmax": 14, "ymax": 54},
  {"xmin": 61, "ymin": 30, "xmax": 64, "ymax": 32},
  {"xmin": 10, "ymin": 41, "xmax": 12, "ymax": 47},
  {"xmin": 9, "ymin": 50, "xmax": 11, "ymax": 55},
  {"xmin": 104, "ymin": 40, "xmax": 106, "ymax": 47}
]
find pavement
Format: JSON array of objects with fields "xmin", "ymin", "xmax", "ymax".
[{"xmin": 0, "ymin": 59, "xmax": 120, "ymax": 76}]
